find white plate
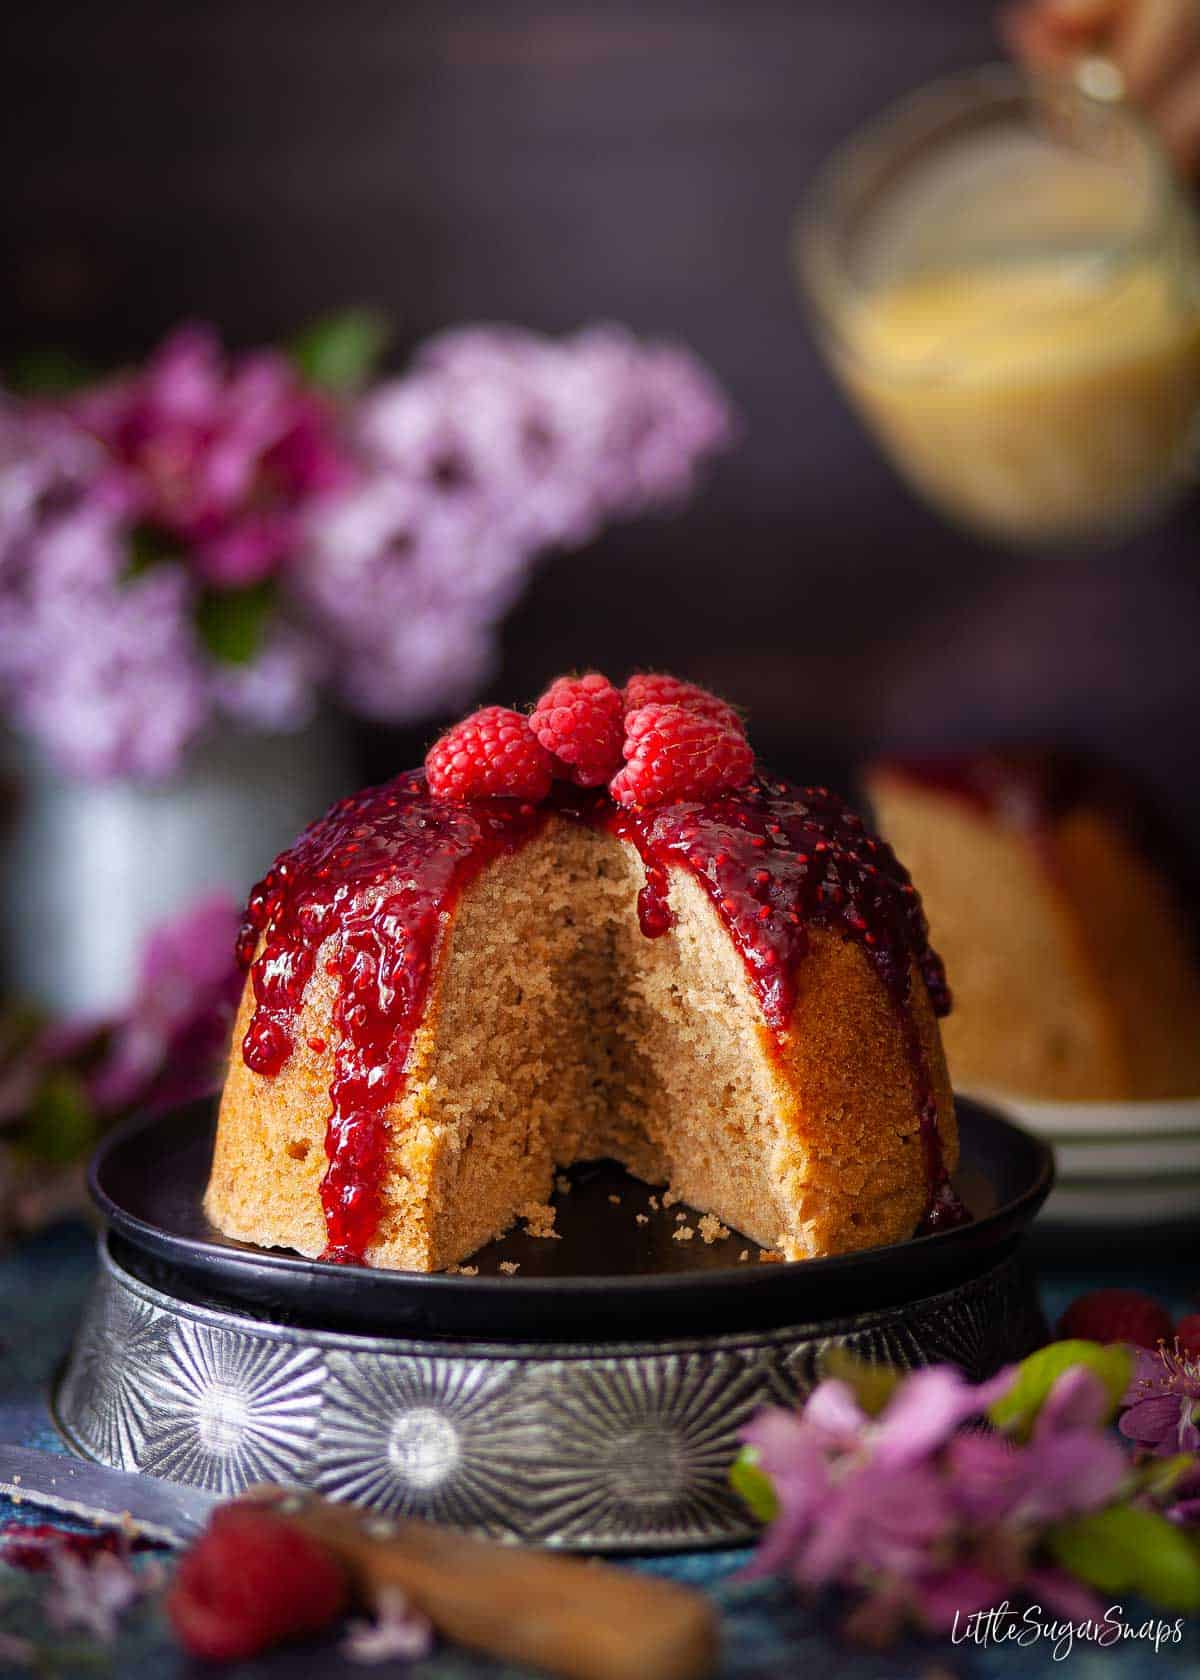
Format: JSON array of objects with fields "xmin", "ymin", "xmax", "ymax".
[
  {"xmin": 1040, "ymin": 1176, "xmax": 1200, "ymax": 1227},
  {"xmin": 963, "ymin": 1089, "xmax": 1200, "ymax": 1139},
  {"xmin": 1052, "ymin": 1135, "xmax": 1200, "ymax": 1178}
]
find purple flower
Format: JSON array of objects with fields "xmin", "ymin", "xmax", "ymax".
[
  {"xmin": 44, "ymin": 1549, "xmax": 154, "ymax": 1644},
  {"xmin": 1120, "ymin": 1343, "xmax": 1200, "ymax": 1456},
  {"xmin": 212, "ymin": 622, "xmax": 326, "ymax": 732},
  {"xmin": 295, "ymin": 476, "xmax": 514, "ymax": 723},
  {"xmin": 3, "ymin": 318, "xmax": 732, "ymax": 777},
  {"xmin": 561, "ymin": 325, "xmax": 735, "ymax": 515},
  {"xmin": 88, "ymin": 894, "xmax": 243, "ymax": 1114},
  {"xmin": 0, "ymin": 399, "xmax": 100, "ymax": 563},
  {"xmin": 804, "ymin": 1462, "xmax": 955, "ymax": 1587},
  {"xmin": 736, "ymin": 1357, "xmax": 1155, "ymax": 1646},
  {"xmin": 946, "ymin": 1372, "xmax": 1127, "ymax": 1527},
  {"xmin": 71, "ymin": 324, "xmax": 349, "ymax": 586},
  {"xmin": 369, "ymin": 322, "xmax": 734, "ymax": 553},
  {"xmin": 741, "ymin": 1367, "xmax": 1013, "ymax": 1587},
  {"xmin": 4, "ymin": 495, "xmax": 209, "ymax": 781},
  {"xmin": 1164, "ymin": 1459, "xmax": 1200, "ymax": 1526},
  {"xmin": 341, "ymin": 1586, "xmax": 433, "ymax": 1665}
]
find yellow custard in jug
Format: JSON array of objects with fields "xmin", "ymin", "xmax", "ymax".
[
  {"xmin": 803, "ymin": 71, "xmax": 1200, "ymax": 544},
  {"xmin": 843, "ymin": 256, "xmax": 1200, "ymax": 542}
]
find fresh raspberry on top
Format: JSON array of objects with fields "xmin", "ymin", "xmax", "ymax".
[
  {"xmin": 1174, "ymin": 1312, "xmax": 1200, "ymax": 1361},
  {"xmin": 623, "ymin": 673, "xmax": 744, "ymax": 736},
  {"xmin": 1058, "ymin": 1288, "xmax": 1175, "ymax": 1349},
  {"xmin": 530, "ymin": 672, "xmax": 624, "ymax": 787},
  {"xmin": 167, "ymin": 1504, "xmax": 348, "ymax": 1662},
  {"xmin": 610, "ymin": 703, "xmax": 754, "ymax": 809},
  {"xmin": 426, "ymin": 706, "xmax": 553, "ymax": 801}
]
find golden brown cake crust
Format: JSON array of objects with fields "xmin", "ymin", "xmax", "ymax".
[{"xmin": 865, "ymin": 764, "xmax": 1200, "ymax": 1101}]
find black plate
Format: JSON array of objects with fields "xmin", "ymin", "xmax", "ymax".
[{"xmin": 90, "ymin": 1097, "xmax": 1052, "ymax": 1341}]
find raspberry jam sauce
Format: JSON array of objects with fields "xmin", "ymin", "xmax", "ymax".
[
  {"xmin": 238, "ymin": 773, "xmax": 548, "ymax": 1262},
  {"xmin": 240, "ymin": 772, "xmax": 962, "ymax": 1262}
]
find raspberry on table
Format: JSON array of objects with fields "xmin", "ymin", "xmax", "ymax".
[
  {"xmin": 1057, "ymin": 1288, "xmax": 1175, "ymax": 1349},
  {"xmin": 426, "ymin": 706, "xmax": 553, "ymax": 801},
  {"xmin": 610, "ymin": 702, "xmax": 755, "ymax": 808},
  {"xmin": 530, "ymin": 671, "xmax": 624, "ymax": 786},
  {"xmin": 166, "ymin": 1504, "xmax": 348, "ymax": 1662},
  {"xmin": 623, "ymin": 673, "xmax": 745, "ymax": 736}
]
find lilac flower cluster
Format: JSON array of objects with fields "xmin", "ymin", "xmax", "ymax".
[
  {"xmin": 0, "ymin": 321, "xmax": 732, "ymax": 780},
  {"xmin": 299, "ymin": 322, "xmax": 732, "ymax": 722},
  {"xmin": 738, "ymin": 1345, "xmax": 1200, "ymax": 1644}
]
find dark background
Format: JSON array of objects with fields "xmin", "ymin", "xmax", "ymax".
[{"xmin": 3, "ymin": 1, "xmax": 1198, "ymax": 835}]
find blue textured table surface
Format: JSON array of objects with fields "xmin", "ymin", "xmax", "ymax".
[{"xmin": 1, "ymin": 1221, "xmax": 1197, "ymax": 1678}]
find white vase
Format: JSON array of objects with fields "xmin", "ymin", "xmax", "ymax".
[{"xmin": 2, "ymin": 715, "xmax": 354, "ymax": 1017}]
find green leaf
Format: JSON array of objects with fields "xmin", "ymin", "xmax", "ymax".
[
  {"xmin": 1136, "ymin": 1454, "xmax": 1198, "ymax": 1502},
  {"xmin": 22, "ymin": 1070, "xmax": 96, "ymax": 1166},
  {"xmin": 289, "ymin": 308, "xmax": 390, "ymax": 394},
  {"xmin": 125, "ymin": 524, "xmax": 185, "ymax": 580},
  {"xmin": 5, "ymin": 347, "xmax": 95, "ymax": 395},
  {"xmin": 1048, "ymin": 1505, "xmax": 1200, "ymax": 1612},
  {"xmin": 194, "ymin": 580, "xmax": 276, "ymax": 666},
  {"xmin": 729, "ymin": 1446, "xmax": 779, "ymax": 1523},
  {"xmin": 988, "ymin": 1340, "xmax": 1133, "ymax": 1441},
  {"xmin": 818, "ymin": 1347, "xmax": 902, "ymax": 1417},
  {"xmin": 0, "ymin": 1002, "xmax": 48, "ymax": 1070}
]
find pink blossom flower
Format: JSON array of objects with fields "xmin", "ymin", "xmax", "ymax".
[
  {"xmin": 71, "ymin": 324, "xmax": 349, "ymax": 587},
  {"xmin": 2, "ymin": 319, "xmax": 732, "ymax": 779},
  {"xmin": 947, "ymin": 1369, "xmax": 1127, "ymax": 1526},
  {"xmin": 1120, "ymin": 1342, "xmax": 1200, "ymax": 1456},
  {"xmin": 44, "ymin": 1550, "xmax": 146, "ymax": 1644},
  {"xmin": 341, "ymin": 1586, "xmax": 433, "ymax": 1665},
  {"xmin": 737, "ymin": 1359, "xmax": 1151, "ymax": 1643},
  {"xmin": 740, "ymin": 1366, "xmax": 1014, "ymax": 1587}
]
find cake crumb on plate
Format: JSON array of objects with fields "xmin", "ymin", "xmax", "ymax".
[
  {"xmin": 635, "ymin": 1212, "xmax": 648, "ymax": 1225},
  {"xmin": 672, "ymin": 1224, "xmax": 695, "ymax": 1242},
  {"xmin": 518, "ymin": 1200, "xmax": 560, "ymax": 1240},
  {"xmin": 499, "ymin": 1261, "xmax": 520, "ymax": 1275},
  {"xmin": 607, "ymin": 1193, "xmax": 621, "ymax": 1205},
  {"xmin": 738, "ymin": 1249, "xmax": 750, "ymax": 1262},
  {"xmin": 698, "ymin": 1213, "xmax": 729, "ymax": 1244}
]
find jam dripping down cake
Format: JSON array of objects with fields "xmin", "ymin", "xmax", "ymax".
[
  {"xmin": 206, "ymin": 675, "xmax": 961, "ymax": 1271},
  {"xmin": 864, "ymin": 750, "xmax": 1200, "ymax": 1102}
]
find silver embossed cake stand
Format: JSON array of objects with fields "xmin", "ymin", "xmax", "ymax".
[{"xmin": 56, "ymin": 1098, "xmax": 1052, "ymax": 1552}]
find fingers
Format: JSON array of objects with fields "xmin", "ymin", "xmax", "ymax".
[
  {"xmin": 1001, "ymin": 0, "xmax": 1125, "ymax": 70},
  {"xmin": 1001, "ymin": 0, "xmax": 1200, "ymax": 176},
  {"xmin": 1110, "ymin": 0, "xmax": 1200, "ymax": 100},
  {"xmin": 1156, "ymin": 58, "xmax": 1200, "ymax": 167}
]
